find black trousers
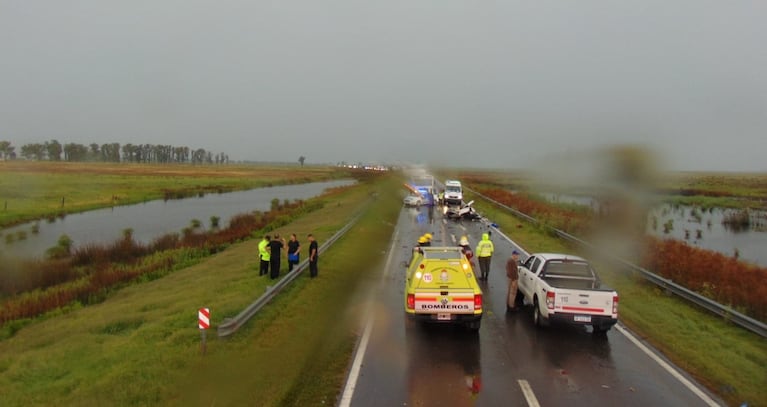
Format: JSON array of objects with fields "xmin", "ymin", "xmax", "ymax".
[
  {"xmin": 478, "ymin": 256, "xmax": 491, "ymax": 279},
  {"xmin": 260, "ymin": 259, "xmax": 270, "ymax": 276},
  {"xmin": 270, "ymin": 259, "xmax": 281, "ymax": 279},
  {"xmin": 309, "ymin": 260, "xmax": 318, "ymax": 277}
]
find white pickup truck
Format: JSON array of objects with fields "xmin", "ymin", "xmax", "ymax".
[{"xmin": 516, "ymin": 253, "xmax": 618, "ymax": 333}]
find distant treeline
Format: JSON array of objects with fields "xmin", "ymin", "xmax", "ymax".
[{"xmin": 0, "ymin": 140, "xmax": 229, "ymax": 164}]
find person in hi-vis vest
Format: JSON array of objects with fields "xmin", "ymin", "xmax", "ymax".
[{"xmin": 475, "ymin": 233, "xmax": 494, "ymax": 281}]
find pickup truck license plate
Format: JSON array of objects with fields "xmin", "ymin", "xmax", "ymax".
[
  {"xmin": 574, "ymin": 315, "xmax": 591, "ymax": 323},
  {"xmin": 437, "ymin": 313, "xmax": 451, "ymax": 321}
]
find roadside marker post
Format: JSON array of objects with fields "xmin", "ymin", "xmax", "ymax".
[{"xmin": 198, "ymin": 307, "xmax": 210, "ymax": 355}]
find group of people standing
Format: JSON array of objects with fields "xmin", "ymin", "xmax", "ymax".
[{"xmin": 258, "ymin": 233, "xmax": 319, "ymax": 279}]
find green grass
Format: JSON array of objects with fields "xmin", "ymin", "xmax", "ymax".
[
  {"xmin": 603, "ymin": 273, "xmax": 766, "ymax": 406},
  {"xmin": 0, "ymin": 173, "xmax": 402, "ymax": 406},
  {"xmin": 660, "ymin": 172, "xmax": 767, "ymax": 198},
  {"xmin": 661, "ymin": 194, "xmax": 761, "ymax": 210},
  {"xmin": 470, "ymin": 192, "xmax": 767, "ymax": 407},
  {"xmin": 0, "ymin": 161, "xmax": 349, "ymax": 228}
]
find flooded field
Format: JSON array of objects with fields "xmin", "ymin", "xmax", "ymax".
[
  {"xmin": 0, "ymin": 179, "xmax": 355, "ymax": 260},
  {"xmin": 646, "ymin": 204, "xmax": 767, "ymax": 266},
  {"xmin": 536, "ymin": 192, "xmax": 767, "ymax": 266}
]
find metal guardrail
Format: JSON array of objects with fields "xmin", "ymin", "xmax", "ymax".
[
  {"xmin": 467, "ymin": 187, "xmax": 767, "ymax": 338},
  {"xmin": 217, "ymin": 211, "xmax": 365, "ymax": 337}
]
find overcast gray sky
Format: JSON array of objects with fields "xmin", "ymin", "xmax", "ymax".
[{"xmin": 2, "ymin": 0, "xmax": 766, "ymax": 171}]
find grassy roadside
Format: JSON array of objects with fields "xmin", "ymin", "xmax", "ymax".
[
  {"xmin": 0, "ymin": 173, "xmax": 401, "ymax": 406},
  {"xmin": 169, "ymin": 175, "xmax": 401, "ymax": 406},
  {"xmin": 657, "ymin": 172, "xmax": 767, "ymax": 207},
  {"xmin": 0, "ymin": 161, "xmax": 348, "ymax": 228},
  {"xmin": 469, "ymin": 192, "xmax": 767, "ymax": 407}
]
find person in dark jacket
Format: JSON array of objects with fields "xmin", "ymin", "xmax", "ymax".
[
  {"xmin": 269, "ymin": 234, "xmax": 285, "ymax": 279},
  {"xmin": 308, "ymin": 234, "xmax": 319, "ymax": 278},
  {"xmin": 287, "ymin": 233, "xmax": 301, "ymax": 272}
]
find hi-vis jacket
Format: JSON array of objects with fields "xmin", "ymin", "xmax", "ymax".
[
  {"xmin": 475, "ymin": 233, "xmax": 494, "ymax": 258},
  {"xmin": 258, "ymin": 239, "xmax": 271, "ymax": 261}
]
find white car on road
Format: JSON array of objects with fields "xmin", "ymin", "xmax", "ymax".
[{"xmin": 403, "ymin": 195, "xmax": 423, "ymax": 207}]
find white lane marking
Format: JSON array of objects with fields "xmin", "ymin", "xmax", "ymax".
[
  {"xmin": 338, "ymin": 314, "xmax": 374, "ymax": 407},
  {"xmin": 338, "ymin": 228, "xmax": 400, "ymax": 407},
  {"xmin": 450, "ymin": 234, "xmax": 456, "ymax": 244},
  {"xmin": 459, "ymin": 224, "xmax": 467, "ymax": 231},
  {"xmin": 615, "ymin": 325, "xmax": 720, "ymax": 407},
  {"xmin": 490, "ymin": 224, "xmax": 719, "ymax": 405},
  {"xmin": 382, "ymin": 228, "xmax": 399, "ymax": 280},
  {"xmin": 518, "ymin": 380, "xmax": 540, "ymax": 407}
]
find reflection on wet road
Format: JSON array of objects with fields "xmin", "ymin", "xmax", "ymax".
[
  {"xmin": 345, "ymin": 204, "xmax": 721, "ymax": 406},
  {"xmin": 405, "ymin": 327, "xmax": 482, "ymax": 405}
]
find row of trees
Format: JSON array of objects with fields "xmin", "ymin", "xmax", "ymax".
[{"xmin": 0, "ymin": 140, "xmax": 229, "ymax": 164}]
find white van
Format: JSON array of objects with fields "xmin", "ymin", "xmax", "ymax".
[{"xmin": 443, "ymin": 180, "xmax": 463, "ymax": 206}]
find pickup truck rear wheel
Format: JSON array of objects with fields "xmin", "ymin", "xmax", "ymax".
[
  {"xmin": 466, "ymin": 320, "xmax": 481, "ymax": 332},
  {"xmin": 592, "ymin": 325, "xmax": 610, "ymax": 335},
  {"xmin": 533, "ymin": 298, "xmax": 543, "ymax": 328},
  {"xmin": 514, "ymin": 291, "xmax": 525, "ymax": 308}
]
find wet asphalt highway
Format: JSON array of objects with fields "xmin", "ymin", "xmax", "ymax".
[{"xmin": 343, "ymin": 204, "xmax": 722, "ymax": 406}]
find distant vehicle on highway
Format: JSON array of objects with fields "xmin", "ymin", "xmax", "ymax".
[
  {"xmin": 516, "ymin": 253, "xmax": 618, "ymax": 333},
  {"xmin": 409, "ymin": 174, "xmax": 436, "ymax": 206},
  {"xmin": 404, "ymin": 247, "xmax": 483, "ymax": 331},
  {"xmin": 403, "ymin": 194, "xmax": 423, "ymax": 207},
  {"xmin": 443, "ymin": 179, "xmax": 463, "ymax": 206}
]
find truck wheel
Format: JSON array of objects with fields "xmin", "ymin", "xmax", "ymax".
[
  {"xmin": 592, "ymin": 325, "xmax": 609, "ymax": 335},
  {"xmin": 533, "ymin": 298, "xmax": 543, "ymax": 328},
  {"xmin": 466, "ymin": 320, "xmax": 481, "ymax": 332},
  {"xmin": 514, "ymin": 291, "xmax": 525, "ymax": 308}
]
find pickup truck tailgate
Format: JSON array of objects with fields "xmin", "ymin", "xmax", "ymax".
[{"xmin": 554, "ymin": 289, "xmax": 616, "ymax": 317}]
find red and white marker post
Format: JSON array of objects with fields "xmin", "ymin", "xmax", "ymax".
[{"xmin": 198, "ymin": 307, "xmax": 210, "ymax": 355}]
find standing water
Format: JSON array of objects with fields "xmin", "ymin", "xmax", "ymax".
[
  {"xmin": 532, "ymin": 190, "xmax": 767, "ymax": 266},
  {"xmin": 646, "ymin": 204, "xmax": 767, "ymax": 267},
  {"xmin": 1, "ymin": 179, "xmax": 355, "ymax": 260}
]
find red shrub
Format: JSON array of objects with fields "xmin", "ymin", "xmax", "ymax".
[
  {"xmin": 642, "ymin": 237, "xmax": 767, "ymax": 321},
  {"xmin": 1, "ymin": 197, "xmax": 324, "ymax": 327},
  {"xmin": 0, "ymin": 258, "xmax": 77, "ymax": 296},
  {"xmin": 480, "ymin": 188, "xmax": 592, "ymax": 235}
]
